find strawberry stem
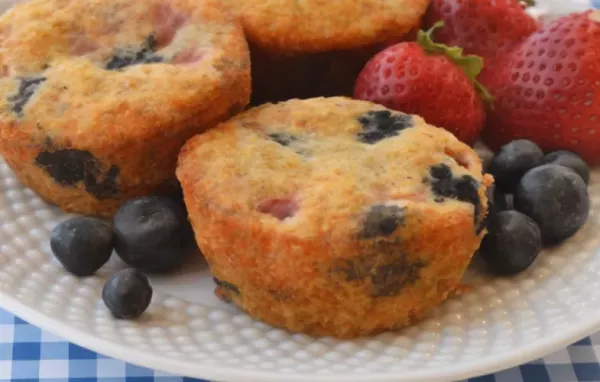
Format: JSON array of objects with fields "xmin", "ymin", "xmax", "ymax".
[{"xmin": 417, "ymin": 21, "xmax": 494, "ymax": 106}]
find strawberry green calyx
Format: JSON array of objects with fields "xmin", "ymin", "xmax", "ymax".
[
  {"xmin": 521, "ymin": 0, "xmax": 536, "ymax": 7},
  {"xmin": 417, "ymin": 21, "xmax": 494, "ymax": 105}
]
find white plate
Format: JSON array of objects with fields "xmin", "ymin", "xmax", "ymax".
[{"xmin": 0, "ymin": 1, "xmax": 598, "ymax": 382}]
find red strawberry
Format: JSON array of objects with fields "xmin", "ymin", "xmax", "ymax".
[
  {"xmin": 481, "ymin": 10, "xmax": 600, "ymax": 164},
  {"xmin": 353, "ymin": 22, "xmax": 491, "ymax": 145},
  {"xmin": 423, "ymin": 0, "xmax": 538, "ymax": 70}
]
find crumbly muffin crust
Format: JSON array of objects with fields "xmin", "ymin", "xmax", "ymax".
[
  {"xmin": 221, "ymin": 0, "xmax": 430, "ymax": 53},
  {"xmin": 177, "ymin": 97, "xmax": 493, "ymax": 338},
  {"xmin": 0, "ymin": 0, "xmax": 251, "ymax": 216}
]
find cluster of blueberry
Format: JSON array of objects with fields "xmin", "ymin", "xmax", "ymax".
[
  {"xmin": 479, "ymin": 140, "xmax": 590, "ymax": 275},
  {"xmin": 49, "ymin": 195, "xmax": 196, "ymax": 319}
]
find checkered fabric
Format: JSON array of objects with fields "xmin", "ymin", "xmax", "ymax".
[
  {"xmin": 0, "ymin": 309, "xmax": 204, "ymax": 382},
  {"xmin": 2, "ymin": 308, "xmax": 600, "ymax": 382}
]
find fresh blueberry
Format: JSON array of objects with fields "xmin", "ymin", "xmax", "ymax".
[
  {"xmin": 543, "ymin": 150, "xmax": 589, "ymax": 184},
  {"xmin": 514, "ymin": 164, "xmax": 589, "ymax": 244},
  {"xmin": 113, "ymin": 196, "xmax": 196, "ymax": 273},
  {"xmin": 477, "ymin": 184, "xmax": 508, "ymax": 234},
  {"xmin": 479, "ymin": 210, "xmax": 542, "ymax": 275},
  {"xmin": 494, "ymin": 189, "xmax": 509, "ymax": 212},
  {"xmin": 489, "ymin": 140, "xmax": 544, "ymax": 193},
  {"xmin": 477, "ymin": 199, "xmax": 493, "ymax": 235},
  {"xmin": 50, "ymin": 217, "xmax": 113, "ymax": 277},
  {"xmin": 357, "ymin": 110, "xmax": 413, "ymax": 144},
  {"xmin": 102, "ymin": 269, "xmax": 153, "ymax": 319},
  {"xmin": 488, "ymin": 183, "xmax": 509, "ymax": 213}
]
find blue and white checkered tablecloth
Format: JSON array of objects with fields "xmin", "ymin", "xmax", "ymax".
[{"xmin": 3, "ymin": 308, "xmax": 600, "ymax": 382}]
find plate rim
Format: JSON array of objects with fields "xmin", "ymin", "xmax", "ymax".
[{"xmin": 3, "ymin": 289, "xmax": 600, "ymax": 382}]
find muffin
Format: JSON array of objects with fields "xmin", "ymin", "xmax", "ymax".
[
  {"xmin": 0, "ymin": 0, "xmax": 251, "ymax": 217},
  {"xmin": 177, "ymin": 97, "xmax": 494, "ymax": 338},
  {"xmin": 220, "ymin": 0, "xmax": 429, "ymax": 104}
]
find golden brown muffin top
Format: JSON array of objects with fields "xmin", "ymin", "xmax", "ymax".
[
  {"xmin": 221, "ymin": 0, "xmax": 431, "ymax": 53},
  {"xmin": 0, "ymin": 0, "xmax": 250, "ymax": 144},
  {"xmin": 177, "ymin": 97, "xmax": 493, "ymax": 240}
]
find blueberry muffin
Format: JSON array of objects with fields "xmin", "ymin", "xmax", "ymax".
[
  {"xmin": 177, "ymin": 97, "xmax": 494, "ymax": 338},
  {"xmin": 0, "ymin": 0, "xmax": 251, "ymax": 217},
  {"xmin": 222, "ymin": 0, "xmax": 428, "ymax": 53},
  {"xmin": 220, "ymin": 0, "xmax": 428, "ymax": 104}
]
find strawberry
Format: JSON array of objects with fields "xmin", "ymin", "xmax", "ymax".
[
  {"xmin": 423, "ymin": 0, "xmax": 538, "ymax": 70},
  {"xmin": 353, "ymin": 22, "xmax": 491, "ymax": 145},
  {"xmin": 481, "ymin": 10, "xmax": 600, "ymax": 164}
]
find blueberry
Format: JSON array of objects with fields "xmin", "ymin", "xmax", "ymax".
[
  {"xmin": 429, "ymin": 164, "xmax": 454, "ymax": 198},
  {"xmin": 267, "ymin": 132, "xmax": 305, "ymax": 155},
  {"xmin": 477, "ymin": 183, "xmax": 508, "ymax": 234},
  {"xmin": 113, "ymin": 196, "xmax": 196, "ymax": 273},
  {"xmin": 102, "ymin": 269, "xmax": 153, "ymax": 319},
  {"xmin": 213, "ymin": 277, "xmax": 241, "ymax": 302},
  {"xmin": 514, "ymin": 164, "xmax": 589, "ymax": 244},
  {"xmin": 489, "ymin": 140, "xmax": 544, "ymax": 193},
  {"xmin": 453, "ymin": 175, "xmax": 480, "ymax": 206},
  {"xmin": 330, "ymin": 254, "xmax": 424, "ymax": 297},
  {"xmin": 8, "ymin": 76, "xmax": 46, "ymax": 116},
  {"xmin": 106, "ymin": 35, "xmax": 163, "ymax": 71},
  {"xmin": 370, "ymin": 259, "xmax": 424, "ymax": 297},
  {"xmin": 487, "ymin": 183, "xmax": 509, "ymax": 213},
  {"xmin": 36, "ymin": 149, "xmax": 120, "ymax": 199},
  {"xmin": 357, "ymin": 110, "xmax": 413, "ymax": 144},
  {"xmin": 213, "ymin": 277, "xmax": 240, "ymax": 295},
  {"xmin": 477, "ymin": 149, "xmax": 494, "ymax": 174},
  {"xmin": 479, "ymin": 210, "xmax": 542, "ymax": 275},
  {"xmin": 477, "ymin": 200, "xmax": 493, "ymax": 235},
  {"xmin": 268, "ymin": 133, "xmax": 297, "ymax": 147},
  {"xmin": 50, "ymin": 217, "xmax": 113, "ymax": 277},
  {"xmin": 430, "ymin": 163, "xmax": 452, "ymax": 180},
  {"xmin": 543, "ymin": 150, "xmax": 589, "ymax": 184},
  {"xmin": 360, "ymin": 204, "xmax": 405, "ymax": 238},
  {"xmin": 428, "ymin": 164, "xmax": 482, "ymax": 226}
]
